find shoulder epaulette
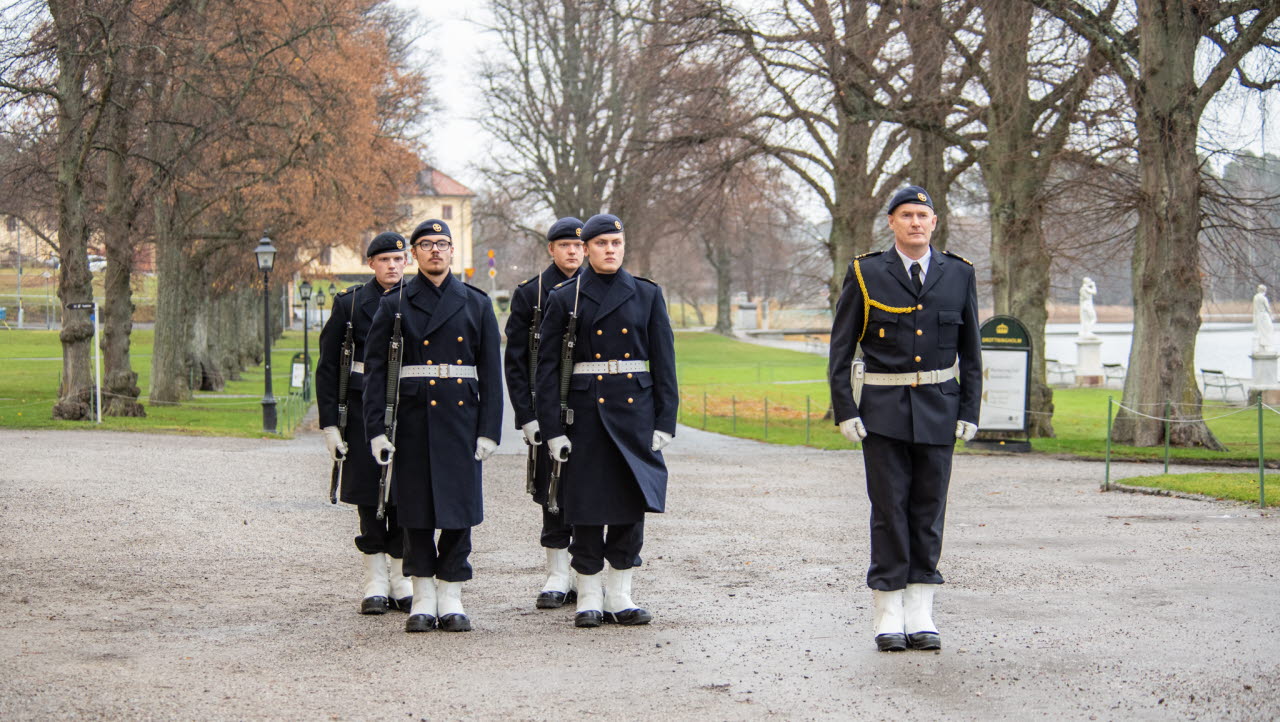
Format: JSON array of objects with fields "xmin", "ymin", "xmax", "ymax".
[
  {"xmin": 517, "ymin": 277, "xmax": 534, "ymax": 288},
  {"xmin": 337, "ymin": 283, "xmax": 363, "ymax": 296},
  {"xmin": 855, "ymin": 250, "xmax": 883, "ymax": 260},
  {"xmin": 552, "ymin": 276, "xmax": 579, "ymax": 291},
  {"xmin": 464, "ymin": 282, "xmax": 489, "ymax": 297},
  {"xmin": 633, "ymin": 276, "xmax": 658, "ymax": 286},
  {"xmin": 943, "ymin": 250, "xmax": 973, "ymax": 266}
]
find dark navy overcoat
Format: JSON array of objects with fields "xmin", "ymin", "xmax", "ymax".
[
  {"xmin": 362, "ymin": 273, "xmax": 503, "ymax": 530},
  {"xmin": 316, "ymin": 279, "xmax": 396, "ymax": 506},
  {"xmin": 535, "ymin": 265, "xmax": 678, "ymax": 526},
  {"xmin": 828, "ymin": 247, "xmax": 982, "ymax": 445},
  {"xmin": 503, "ymin": 263, "xmax": 577, "ymax": 505}
]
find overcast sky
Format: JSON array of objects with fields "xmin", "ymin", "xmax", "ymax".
[{"xmin": 397, "ymin": 1, "xmax": 1280, "ymax": 202}]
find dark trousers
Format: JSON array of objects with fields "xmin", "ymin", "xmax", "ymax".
[
  {"xmin": 402, "ymin": 527, "xmax": 473, "ymax": 582},
  {"xmin": 861, "ymin": 432, "xmax": 953, "ymax": 591},
  {"xmin": 540, "ymin": 506, "xmax": 572, "ymax": 549},
  {"xmin": 354, "ymin": 505, "xmax": 403, "ymax": 558},
  {"xmin": 569, "ymin": 522, "xmax": 643, "ymax": 575}
]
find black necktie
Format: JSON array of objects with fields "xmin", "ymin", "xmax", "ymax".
[{"xmin": 910, "ymin": 262, "xmax": 923, "ymax": 292}]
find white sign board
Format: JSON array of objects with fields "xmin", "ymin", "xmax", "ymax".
[
  {"xmin": 291, "ymin": 362, "xmax": 306, "ymax": 389},
  {"xmin": 978, "ymin": 349, "xmax": 1028, "ymax": 431}
]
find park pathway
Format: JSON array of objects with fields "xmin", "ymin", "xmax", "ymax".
[{"xmin": 1, "ymin": 425, "xmax": 1276, "ymax": 720}]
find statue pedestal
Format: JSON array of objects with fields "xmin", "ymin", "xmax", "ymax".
[
  {"xmin": 1076, "ymin": 337, "xmax": 1103, "ymax": 387},
  {"xmin": 1251, "ymin": 351, "xmax": 1278, "ymax": 387}
]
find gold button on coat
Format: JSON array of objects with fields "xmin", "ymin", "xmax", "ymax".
[
  {"xmin": 595, "ymin": 353, "xmax": 601, "ymax": 359},
  {"xmin": 627, "ymin": 398, "xmax": 633, "ymax": 404},
  {"xmin": 915, "ymin": 355, "xmax": 922, "ymax": 362},
  {"xmin": 598, "ymin": 397, "xmax": 605, "ymax": 404},
  {"xmin": 430, "ymin": 400, "xmax": 437, "ymax": 406},
  {"xmin": 621, "ymin": 328, "xmax": 628, "ymax": 334},
  {"xmin": 623, "ymin": 353, "xmax": 630, "ymax": 359},
  {"xmin": 626, "ymin": 373, "xmax": 633, "ymax": 379},
  {"xmin": 457, "ymin": 336, "xmax": 463, "ymax": 342},
  {"xmin": 457, "ymin": 401, "xmax": 464, "ymax": 406},
  {"xmin": 456, "ymin": 379, "xmax": 463, "ymax": 384},
  {"xmin": 597, "ymin": 375, "xmax": 603, "ymax": 380},
  {"xmin": 916, "ymin": 329, "xmax": 923, "ymax": 336},
  {"xmin": 596, "ymin": 330, "xmax": 602, "ymax": 335},
  {"xmin": 917, "ymin": 304, "xmax": 924, "ymax": 310},
  {"xmin": 429, "ymin": 380, "xmax": 436, "ymax": 386},
  {"xmin": 423, "ymin": 340, "xmax": 429, "ymax": 346}
]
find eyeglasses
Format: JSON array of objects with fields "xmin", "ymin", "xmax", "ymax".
[{"xmin": 414, "ymin": 240, "xmax": 452, "ymax": 251}]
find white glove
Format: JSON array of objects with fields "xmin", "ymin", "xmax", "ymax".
[
  {"xmin": 474, "ymin": 437, "xmax": 498, "ymax": 461},
  {"xmin": 370, "ymin": 434, "xmax": 395, "ymax": 466},
  {"xmin": 522, "ymin": 420, "xmax": 542, "ymax": 446},
  {"xmin": 956, "ymin": 420, "xmax": 978, "ymax": 441},
  {"xmin": 548, "ymin": 435, "xmax": 572, "ymax": 462},
  {"xmin": 322, "ymin": 425, "xmax": 348, "ymax": 460},
  {"xmin": 651, "ymin": 430, "xmax": 673, "ymax": 452},
  {"xmin": 839, "ymin": 417, "xmax": 868, "ymax": 443}
]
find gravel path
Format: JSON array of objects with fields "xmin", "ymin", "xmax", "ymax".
[{"xmin": 1, "ymin": 426, "xmax": 1276, "ymax": 720}]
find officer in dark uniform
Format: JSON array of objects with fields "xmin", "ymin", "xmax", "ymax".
[
  {"xmin": 503, "ymin": 217, "xmax": 585, "ymax": 609},
  {"xmin": 316, "ymin": 231, "xmax": 411, "ymax": 615},
  {"xmin": 536, "ymin": 213, "xmax": 679, "ymax": 628},
  {"xmin": 362, "ymin": 219, "xmax": 503, "ymax": 633},
  {"xmin": 827, "ymin": 186, "xmax": 982, "ymax": 652}
]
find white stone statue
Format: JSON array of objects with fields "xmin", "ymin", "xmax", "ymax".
[
  {"xmin": 1255, "ymin": 284, "xmax": 1275, "ymax": 354},
  {"xmin": 1078, "ymin": 277, "xmax": 1098, "ymax": 339}
]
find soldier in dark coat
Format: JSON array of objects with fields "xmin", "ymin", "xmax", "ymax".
[
  {"xmin": 827, "ymin": 186, "xmax": 982, "ymax": 652},
  {"xmin": 536, "ymin": 213, "xmax": 678, "ymax": 628},
  {"xmin": 503, "ymin": 216, "xmax": 584, "ymax": 609},
  {"xmin": 362, "ymin": 219, "xmax": 503, "ymax": 633},
  {"xmin": 316, "ymin": 232, "xmax": 410, "ymax": 615}
]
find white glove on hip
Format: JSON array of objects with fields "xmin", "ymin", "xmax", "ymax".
[
  {"xmin": 956, "ymin": 420, "xmax": 978, "ymax": 441},
  {"xmin": 522, "ymin": 420, "xmax": 542, "ymax": 446},
  {"xmin": 322, "ymin": 425, "xmax": 348, "ymax": 460},
  {"xmin": 651, "ymin": 430, "xmax": 673, "ymax": 452},
  {"xmin": 839, "ymin": 417, "xmax": 868, "ymax": 443},
  {"xmin": 474, "ymin": 436, "xmax": 498, "ymax": 461},
  {"xmin": 370, "ymin": 434, "xmax": 395, "ymax": 466},
  {"xmin": 547, "ymin": 435, "xmax": 572, "ymax": 462}
]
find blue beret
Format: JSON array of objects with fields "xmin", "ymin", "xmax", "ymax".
[
  {"xmin": 547, "ymin": 217, "xmax": 584, "ymax": 242},
  {"xmin": 411, "ymin": 219, "xmax": 451, "ymax": 242},
  {"xmin": 366, "ymin": 231, "xmax": 407, "ymax": 257},
  {"xmin": 581, "ymin": 213, "xmax": 623, "ymax": 242},
  {"xmin": 886, "ymin": 186, "xmax": 934, "ymax": 215}
]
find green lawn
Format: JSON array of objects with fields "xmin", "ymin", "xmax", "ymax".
[
  {"xmin": 0, "ymin": 328, "xmax": 311, "ymax": 437},
  {"xmin": 1113, "ymin": 472, "xmax": 1277, "ymax": 507}
]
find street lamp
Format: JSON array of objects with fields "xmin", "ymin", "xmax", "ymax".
[
  {"xmin": 299, "ymin": 280, "xmax": 312, "ymax": 402},
  {"xmin": 255, "ymin": 235, "xmax": 278, "ymax": 433},
  {"xmin": 42, "ymin": 271, "xmax": 52, "ymax": 329},
  {"xmin": 328, "ymin": 282, "xmax": 337, "ymax": 298}
]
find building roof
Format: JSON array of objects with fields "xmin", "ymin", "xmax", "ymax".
[{"xmin": 413, "ymin": 168, "xmax": 475, "ymax": 198}]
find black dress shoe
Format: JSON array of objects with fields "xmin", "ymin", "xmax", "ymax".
[
  {"xmin": 536, "ymin": 590, "xmax": 569, "ymax": 609},
  {"xmin": 438, "ymin": 613, "xmax": 472, "ymax": 632},
  {"xmin": 405, "ymin": 614, "xmax": 436, "ymax": 632},
  {"xmin": 604, "ymin": 608, "xmax": 652, "ymax": 626},
  {"xmin": 574, "ymin": 610, "xmax": 603, "ymax": 628},
  {"xmin": 360, "ymin": 596, "xmax": 389, "ymax": 615},
  {"xmin": 875, "ymin": 633, "xmax": 908, "ymax": 652},
  {"xmin": 907, "ymin": 631, "xmax": 941, "ymax": 650},
  {"xmin": 393, "ymin": 596, "xmax": 413, "ymax": 612}
]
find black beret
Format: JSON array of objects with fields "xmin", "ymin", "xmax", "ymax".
[
  {"xmin": 886, "ymin": 186, "xmax": 934, "ymax": 215},
  {"xmin": 366, "ymin": 231, "xmax": 407, "ymax": 257},
  {"xmin": 410, "ymin": 219, "xmax": 451, "ymax": 242},
  {"xmin": 581, "ymin": 213, "xmax": 623, "ymax": 242},
  {"xmin": 547, "ymin": 217, "xmax": 584, "ymax": 242}
]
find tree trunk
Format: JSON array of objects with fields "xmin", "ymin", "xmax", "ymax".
[
  {"xmin": 901, "ymin": 1, "xmax": 950, "ymax": 251},
  {"xmin": 712, "ymin": 244, "xmax": 732, "ymax": 335},
  {"xmin": 49, "ymin": 2, "xmax": 96, "ymax": 421},
  {"xmin": 149, "ymin": 197, "xmax": 195, "ymax": 404},
  {"xmin": 983, "ymin": 0, "xmax": 1054, "ymax": 438},
  {"xmin": 1112, "ymin": 0, "xmax": 1222, "ymax": 449},
  {"xmin": 101, "ymin": 71, "xmax": 144, "ymax": 418}
]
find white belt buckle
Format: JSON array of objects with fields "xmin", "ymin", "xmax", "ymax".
[
  {"xmin": 607, "ymin": 359, "xmax": 619, "ymax": 374},
  {"xmin": 914, "ymin": 369, "xmax": 924, "ymax": 387},
  {"xmin": 440, "ymin": 364, "xmax": 451, "ymax": 379}
]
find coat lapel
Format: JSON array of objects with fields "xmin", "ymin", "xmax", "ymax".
[
  {"xmin": 918, "ymin": 248, "xmax": 947, "ymax": 299},
  {"xmin": 884, "ymin": 247, "xmax": 918, "ymax": 296},
  {"xmin": 423, "ymin": 274, "xmax": 466, "ymax": 337},
  {"xmin": 594, "ymin": 268, "xmax": 636, "ymax": 322},
  {"xmin": 357, "ymin": 280, "xmax": 383, "ymax": 324}
]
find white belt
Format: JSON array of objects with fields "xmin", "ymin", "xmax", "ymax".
[
  {"xmin": 863, "ymin": 368, "xmax": 955, "ymax": 386},
  {"xmin": 400, "ymin": 364, "xmax": 477, "ymax": 379},
  {"xmin": 351, "ymin": 361, "xmax": 365, "ymax": 374},
  {"xmin": 572, "ymin": 360, "xmax": 648, "ymax": 375}
]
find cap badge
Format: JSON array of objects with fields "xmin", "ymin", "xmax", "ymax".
[
  {"xmin": 395, "ymin": 240, "xmax": 403, "ymax": 249},
  {"xmin": 432, "ymin": 223, "xmax": 442, "ymax": 232},
  {"xmin": 613, "ymin": 220, "xmax": 622, "ymax": 230},
  {"xmin": 575, "ymin": 227, "xmax": 582, "ymax": 236},
  {"xmin": 916, "ymin": 192, "xmax": 927, "ymax": 202}
]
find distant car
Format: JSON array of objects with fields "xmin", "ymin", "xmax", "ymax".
[{"xmin": 88, "ymin": 255, "xmax": 107, "ymax": 272}]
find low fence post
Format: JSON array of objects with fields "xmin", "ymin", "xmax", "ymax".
[
  {"xmin": 1104, "ymin": 396, "xmax": 1114, "ymax": 491},
  {"xmin": 1259, "ymin": 396, "xmax": 1266, "ymax": 509},
  {"xmin": 764, "ymin": 397, "xmax": 769, "ymax": 440},
  {"xmin": 805, "ymin": 395, "xmax": 811, "ymax": 445},
  {"xmin": 1163, "ymin": 401, "xmax": 1171, "ymax": 474},
  {"xmin": 702, "ymin": 391, "xmax": 707, "ymax": 430},
  {"xmin": 731, "ymin": 395, "xmax": 736, "ymax": 433}
]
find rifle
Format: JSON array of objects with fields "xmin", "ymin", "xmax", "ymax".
[
  {"xmin": 376, "ymin": 282, "xmax": 405, "ymax": 521},
  {"xmin": 546, "ymin": 277, "xmax": 581, "ymax": 515},
  {"xmin": 330, "ymin": 287, "xmax": 358, "ymax": 504},
  {"xmin": 525, "ymin": 274, "xmax": 543, "ymax": 495}
]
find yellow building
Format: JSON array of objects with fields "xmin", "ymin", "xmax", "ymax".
[{"xmin": 309, "ymin": 167, "xmax": 476, "ymax": 280}]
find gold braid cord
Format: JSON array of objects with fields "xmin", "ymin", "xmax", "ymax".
[{"xmin": 854, "ymin": 259, "xmax": 916, "ymax": 343}]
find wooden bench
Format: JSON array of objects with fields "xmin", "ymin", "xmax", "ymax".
[
  {"xmin": 1200, "ymin": 368, "xmax": 1244, "ymax": 402},
  {"xmin": 1102, "ymin": 363, "xmax": 1125, "ymax": 387},
  {"xmin": 1046, "ymin": 358, "xmax": 1075, "ymax": 385}
]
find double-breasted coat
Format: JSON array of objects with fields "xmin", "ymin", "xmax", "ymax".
[
  {"xmin": 535, "ymin": 265, "xmax": 678, "ymax": 526},
  {"xmin": 317, "ymin": 279, "xmax": 395, "ymax": 506},
  {"xmin": 361, "ymin": 273, "xmax": 503, "ymax": 530},
  {"xmin": 828, "ymin": 247, "xmax": 982, "ymax": 444},
  {"xmin": 503, "ymin": 263, "xmax": 578, "ymax": 505}
]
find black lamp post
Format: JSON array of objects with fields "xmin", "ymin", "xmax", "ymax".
[
  {"xmin": 299, "ymin": 280, "xmax": 312, "ymax": 402},
  {"xmin": 328, "ymin": 282, "xmax": 337, "ymax": 298},
  {"xmin": 255, "ymin": 235, "xmax": 278, "ymax": 433}
]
